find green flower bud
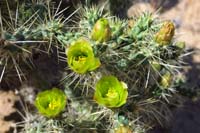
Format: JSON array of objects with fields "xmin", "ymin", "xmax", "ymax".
[
  {"xmin": 173, "ymin": 41, "xmax": 186, "ymax": 57},
  {"xmin": 128, "ymin": 19, "xmax": 135, "ymax": 29},
  {"xmin": 150, "ymin": 60, "xmax": 161, "ymax": 71},
  {"xmin": 67, "ymin": 38, "xmax": 101, "ymax": 74},
  {"xmin": 94, "ymin": 76, "xmax": 128, "ymax": 108},
  {"xmin": 175, "ymin": 41, "xmax": 186, "ymax": 50},
  {"xmin": 35, "ymin": 88, "xmax": 67, "ymax": 118},
  {"xmin": 115, "ymin": 126, "xmax": 132, "ymax": 133},
  {"xmin": 160, "ymin": 72, "xmax": 172, "ymax": 88},
  {"xmin": 154, "ymin": 21, "xmax": 175, "ymax": 46},
  {"xmin": 91, "ymin": 18, "xmax": 111, "ymax": 43}
]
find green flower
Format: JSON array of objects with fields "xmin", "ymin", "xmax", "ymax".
[
  {"xmin": 67, "ymin": 38, "xmax": 101, "ymax": 74},
  {"xmin": 94, "ymin": 76, "xmax": 128, "ymax": 108},
  {"xmin": 154, "ymin": 21, "xmax": 175, "ymax": 46},
  {"xmin": 91, "ymin": 18, "xmax": 111, "ymax": 42},
  {"xmin": 35, "ymin": 88, "xmax": 67, "ymax": 118}
]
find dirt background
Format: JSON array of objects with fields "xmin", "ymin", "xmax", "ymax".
[
  {"xmin": 0, "ymin": 91, "xmax": 19, "ymax": 133},
  {"xmin": 0, "ymin": 0, "xmax": 200, "ymax": 132}
]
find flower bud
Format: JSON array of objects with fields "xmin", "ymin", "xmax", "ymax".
[
  {"xmin": 175, "ymin": 41, "xmax": 186, "ymax": 50},
  {"xmin": 115, "ymin": 126, "xmax": 132, "ymax": 133},
  {"xmin": 150, "ymin": 60, "xmax": 161, "ymax": 71},
  {"xmin": 91, "ymin": 18, "xmax": 111, "ymax": 42},
  {"xmin": 155, "ymin": 21, "xmax": 175, "ymax": 46},
  {"xmin": 160, "ymin": 72, "xmax": 172, "ymax": 88}
]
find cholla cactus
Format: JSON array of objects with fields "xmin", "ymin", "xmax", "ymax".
[
  {"xmin": 60, "ymin": 5, "xmax": 186, "ymax": 132},
  {"xmin": 15, "ymin": 2, "xmax": 186, "ymax": 133}
]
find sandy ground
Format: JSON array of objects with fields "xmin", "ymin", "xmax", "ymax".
[
  {"xmin": 0, "ymin": 91, "xmax": 19, "ymax": 133},
  {"xmin": 0, "ymin": 0, "xmax": 200, "ymax": 132}
]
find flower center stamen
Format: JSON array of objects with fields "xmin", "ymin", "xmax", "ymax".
[
  {"xmin": 106, "ymin": 88, "xmax": 118, "ymax": 98},
  {"xmin": 75, "ymin": 55, "xmax": 87, "ymax": 62},
  {"xmin": 48, "ymin": 99, "xmax": 58, "ymax": 110}
]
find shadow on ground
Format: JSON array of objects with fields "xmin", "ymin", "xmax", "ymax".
[
  {"xmin": 169, "ymin": 99, "xmax": 200, "ymax": 133},
  {"xmin": 184, "ymin": 49, "xmax": 200, "ymax": 88}
]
